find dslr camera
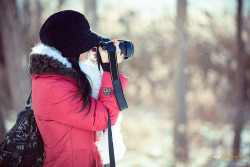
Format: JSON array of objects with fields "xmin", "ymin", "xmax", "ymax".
[{"xmin": 98, "ymin": 38, "xmax": 134, "ymax": 59}]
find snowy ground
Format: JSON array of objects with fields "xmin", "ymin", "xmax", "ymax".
[
  {"xmin": 117, "ymin": 108, "xmax": 250, "ymax": 167},
  {"xmin": 4, "ymin": 108, "xmax": 250, "ymax": 167}
]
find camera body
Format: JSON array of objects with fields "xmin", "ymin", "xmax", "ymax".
[{"xmin": 98, "ymin": 38, "xmax": 134, "ymax": 59}]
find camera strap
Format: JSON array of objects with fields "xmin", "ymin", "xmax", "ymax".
[
  {"xmin": 105, "ymin": 110, "xmax": 116, "ymax": 167},
  {"xmin": 98, "ymin": 44, "xmax": 128, "ymax": 167},
  {"xmin": 108, "ymin": 50, "xmax": 128, "ymax": 111}
]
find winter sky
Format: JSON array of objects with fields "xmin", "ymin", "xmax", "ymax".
[
  {"xmin": 55, "ymin": 0, "xmax": 250, "ymax": 15},
  {"xmin": 55, "ymin": 0, "xmax": 250, "ymax": 22}
]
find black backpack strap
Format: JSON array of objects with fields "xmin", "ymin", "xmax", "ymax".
[{"xmin": 25, "ymin": 91, "xmax": 32, "ymax": 109}]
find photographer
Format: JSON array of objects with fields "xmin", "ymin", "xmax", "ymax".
[{"xmin": 29, "ymin": 10, "xmax": 128, "ymax": 167}]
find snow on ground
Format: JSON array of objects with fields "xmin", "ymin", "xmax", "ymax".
[
  {"xmin": 4, "ymin": 107, "xmax": 250, "ymax": 167},
  {"xmin": 117, "ymin": 108, "xmax": 250, "ymax": 167}
]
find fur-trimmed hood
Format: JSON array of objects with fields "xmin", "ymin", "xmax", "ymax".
[
  {"xmin": 29, "ymin": 43, "xmax": 103, "ymax": 99},
  {"xmin": 29, "ymin": 43, "xmax": 77, "ymax": 81}
]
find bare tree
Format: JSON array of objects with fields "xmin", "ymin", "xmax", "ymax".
[
  {"xmin": 84, "ymin": 0, "xmax": 98, "ymax": 31},
  {"xmin": 0, "ymin": 9, "xmax": 8, "ymax": 139},
  {"xmin": 0, "ymin": 0, "xmax": 31, "ymax": 112},
  {"xmin": 0, "ymin": 91, "xmax": 6, "ymax": 140},
  {"xmin": 233, "ymin": 0, "xmax": 244, "ymax": 157},
  {"xmin": 174, "ymin": 0, "xmax": 188, "ymax": 163},
  {"xmin": 21, "ymin": 0, "xmax": 43, "ymax": 54},
  {"xmin": 58, "ymin": 0, "xmax": 65, "ymax": 11}
]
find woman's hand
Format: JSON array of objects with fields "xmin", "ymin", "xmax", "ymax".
[{"xmin": 98, "ymin": 39, "xmax": 124, "ymax": 63}]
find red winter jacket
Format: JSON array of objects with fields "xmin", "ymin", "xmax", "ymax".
[{"xmin": 31, "ymin": 72, "xmax": 128, "ymax": 167}]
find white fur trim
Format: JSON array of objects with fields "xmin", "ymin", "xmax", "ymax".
[
  {"xmin": 31, "ymin": 43, "xmax": 72, "ymax": 68},
  {"xmin": 95, "ymin": 112, "xmax": 126, "ymax": 164}
]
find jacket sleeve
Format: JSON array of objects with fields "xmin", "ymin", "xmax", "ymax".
[{"xmin": 35, "ymin": 72, "xmax": 129, "ymax": 132}]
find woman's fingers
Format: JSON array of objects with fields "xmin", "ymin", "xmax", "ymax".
[
  {"xmin": 98, "ymin": 39, "xmax": 123, "ymax": 64},
  {"xmin": 98, "ymin": 46, "xmax": 109, "ymax": 63},
  {"xmin": 111, "ymin": 39, "xmax": 123, "ymax": 64}
]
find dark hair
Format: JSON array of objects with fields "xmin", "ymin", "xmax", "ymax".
[{"xmin": 67, "ymin": 56, "xmax": 92, "ymax": 118}]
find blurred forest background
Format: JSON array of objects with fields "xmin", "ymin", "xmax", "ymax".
[{"xmin": 0, "ymin": 0, "xmax": 250, "ymax": 166}]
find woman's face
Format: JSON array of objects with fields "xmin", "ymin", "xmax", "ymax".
[{"xmin": 79, "ymin": 47, "xmax": 97, "ymax": 65}]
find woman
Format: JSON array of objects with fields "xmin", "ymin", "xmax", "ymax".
[{"xmin": 29, "ymin": 10, "xmax": 128, "ymax": 167}]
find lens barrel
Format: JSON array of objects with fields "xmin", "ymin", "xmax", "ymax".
[{"xmin": 118, "ymin": 40, "xmax": 134, "ymax": 59}]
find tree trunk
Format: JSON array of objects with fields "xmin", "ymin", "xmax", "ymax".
[
  {"xmin": 84, "ymin": 0, "xmax": 98, "ymax": 31},
  {"xmin": 233, "ymin": 0, "xmax": 244, "ymax": 158},
  {"xmin": 0, "ymin": 5, "xmax": 8, "ymax": 139},
  {"xmin": 0, "ymin": 44, "xmax": 7, "ymax": 140},
  {"xmin": 0, "ymin": 0, "xmax": 31, "ymax": 113},
  {"xmin": 0, "ymin": 104, "xmax": 6, "ymax": 141},
  {"xmin": 174, "ymin": 0, "xmax": 188, "ymax": 163}
]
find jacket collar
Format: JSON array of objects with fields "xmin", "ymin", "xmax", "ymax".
[{"xmin": 29, "ymin": 43, "xmax": 102, "ymax": 99}]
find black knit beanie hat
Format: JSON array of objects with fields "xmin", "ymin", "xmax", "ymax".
[{"xmin": 39, "ymin": 10, "xmax": 102, "ymax": 57}]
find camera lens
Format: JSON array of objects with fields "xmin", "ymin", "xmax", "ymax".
[{"xmin": 119, "ymin": 40, "xmax": 134, "ymax": 59}]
